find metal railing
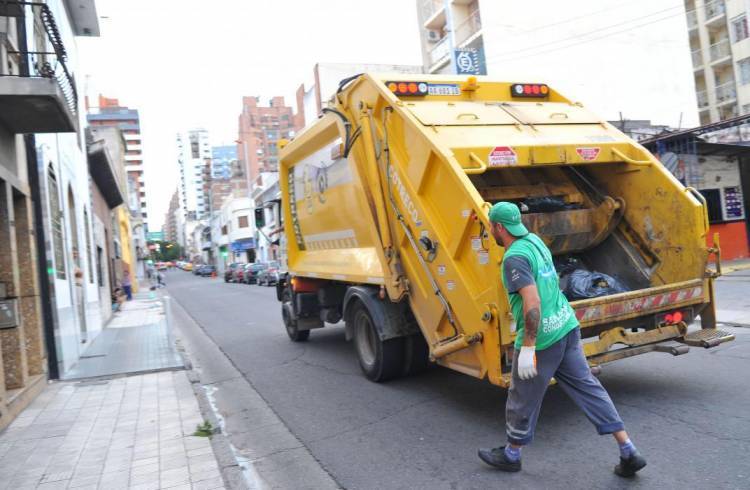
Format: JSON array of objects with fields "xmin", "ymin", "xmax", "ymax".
[
  {"xmin": 455, "ymin": 9, "xmax": 481, "ymax": 45},
  {"xmin": 691, "ymin": 49, "xmax": 703, "ymax": 67},
  {"xmin": 705, "ymin": 0, "xmax": 726, "ymax": 21},
  {"xmin": 428, "ymin": 34, "xmax": 451, "ymax": 67},
  {"xmin": 0, "ymin": 1, "xmax": 77, "ymax": 117},
  {"xmin": 709, "ymin": 38, "xmax": 730, "ymax": 62},
  {"xmin": 696, "ymin": 90, "xmax": 709, "ymax": 108},
  {"xmin": 715, "ymin": 81, "xmax": 737, "ymax": 103}
]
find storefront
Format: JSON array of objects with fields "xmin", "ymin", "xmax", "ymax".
[{"xmin": 231, "ymin": 238, "xmax": 256, "ymax": 263}]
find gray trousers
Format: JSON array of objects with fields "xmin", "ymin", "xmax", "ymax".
[{"xmin": 505, "ymin": 327, "xmax": 625, "ymax": 445}]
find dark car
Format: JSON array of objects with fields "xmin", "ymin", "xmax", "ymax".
[
  {"xmin": 224, "ymin": 263, "xmax": 241, "ymax": 282},
  {"xmin": 256, "ymin": 261, "xmax": 281, "ymax": 286},
  {"xmin": 198, "ymin": 265, "xmax": 216, "ymax": 277},
  {"xmin": 243, "ymin": 263, "xmax": 267, "ymax": 284},
  {"xmin": 232, "ymin": 264, "xmax": 246, "ymax": 283},
  {"xmin": 192, "ymin": 264, "xmax": 204, "ymax": 275}
]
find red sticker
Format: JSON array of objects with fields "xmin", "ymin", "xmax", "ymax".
[
  {"xmin": 488, "ymin": 146, "xmax": 517, "ymax": 166},
  {"xmin": 576, "ymin": 147, "xmax": 600, "ymax": 161}
]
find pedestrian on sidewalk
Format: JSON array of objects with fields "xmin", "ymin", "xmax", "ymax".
[
  {"xmin": 122, "ymin": 268, "xmax": 133, "ymax": 300},
  {"xmin": 157, "ymin": 269, "xmax": 165, "ymax": 287},
  {"xmin": 478, "ymin": 202, "xmax": 647, "ymax": 478}
]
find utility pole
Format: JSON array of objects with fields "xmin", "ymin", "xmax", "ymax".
[{"xmin": 443, "ymin": 0, "xmax": 457, "ymax": 74}]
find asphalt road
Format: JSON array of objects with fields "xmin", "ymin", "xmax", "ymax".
[{"xmin": 166, "ymin": 270, "xmax": 750, "ymax": 490}]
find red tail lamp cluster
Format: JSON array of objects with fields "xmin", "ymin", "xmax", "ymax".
[{"xmin": 510, "ymin": 83, "xmax": 550, "ymax": 98}]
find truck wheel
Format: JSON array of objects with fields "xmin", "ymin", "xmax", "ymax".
[
  {"xmin": 282, "ymin": 291, "xmax": 309, "ymax": 342},
  {"xmin": 352, "ymin": 303, "xmax": 404, "ymax": 382},
  {"xmin": 403, "ymin": 334, "xmax": 431, "ymax": 375}
]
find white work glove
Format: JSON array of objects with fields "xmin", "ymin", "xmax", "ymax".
[{"xmin": 517, "ymin": 346, "xmax": 538, "ymax": 380}]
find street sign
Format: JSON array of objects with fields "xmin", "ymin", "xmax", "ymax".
[
  {"xmin": 454, "ymin": 47, "xmax": 487, "ymax": 76},
  {"xmin": 231, "ymin": 238, "xmax": 255, "ymax": 252},
  {"xmin": 147, "ymin": 231, "xmax": 164, "ymax": 241}
]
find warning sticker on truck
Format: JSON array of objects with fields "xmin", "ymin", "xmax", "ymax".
[
  {"xmin": 488, "ymin": 146, "xmax": 517, "ymax": 166},
  {"xmin": 576, "ymin": 147, "xmax": 600, "ymax": 161}
]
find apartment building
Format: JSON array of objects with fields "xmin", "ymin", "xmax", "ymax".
[
  {"xmin": 415, "ymin": 1, "xmax": 697, "ymax": 128},
  {"xmin": 87, "ymin": 96, "xmax": 150, "ymax": 230},
  {"xmin": 685, "ymin": 0, "xmax": 750, "ymax": 123},
  {"xmin": 164, "ymin": 190, "xmax": 180, "ymax": 243},
  {"xmin": 176, "ymin": 129, "xmax": 211, "ymax": 221},
  {"xmin": 236, "ymin": 97, "xmax": 300, "ymax": 182}
]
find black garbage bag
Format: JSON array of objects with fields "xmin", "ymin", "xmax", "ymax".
[
  {"xmin": 560, "ymin": 269, "xmax": 629, "ymax": 300},
  {"xmin": 554, "ymin": 255, "xmax": 582, "ymax": 277},
  {"xmin": 523, "ymin": 196, "xmax": 582, "ymax": 213}
]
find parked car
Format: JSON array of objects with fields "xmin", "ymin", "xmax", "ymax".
[
  {"xmin": 256, "ymin": 261, "xmax": 282, "ymax": 286},
  {"xmin": 243, "ymin": 262, "xmax": 267, "ymax": 284},
  {"xmin": 184, "ymin": 262, "xmax": 193, "ymax": 271},
  {"xmin": 198, "ymin": 265, "xmax": 216, "ymax": 277},
  {"xmin": 192, "ymin": 264, "xmax": 205, "ymax": 275},
  {"xmin": 224, "ymin": 263, "xmax": 241, "ymax": 282},
  {"xmin": 232, "ymin": 263, "xmax": 247, "ymax": 283}
]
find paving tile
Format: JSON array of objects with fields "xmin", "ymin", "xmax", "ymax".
[
  {"xmin": 36, "ymin": 480, "xmax": 70, "ymax": 490},
  {"xmin": 189, "ymin": 468, "xmax": 221, "ymax": 482},
  {"xmin": 68, "ymin": 474, "xmax": 101, "ymax": 488},
  {"xmin": 162, "ymin": 484, "xmax": 192, "ymax": 490},
  {"xmin": 127, "ymin": 481, "xmax": 161, "ymax": 490},
  {"xmin": 128, "ymin": 470, "xmax": 160, "ymax": 486},
  {"xmin": 40, "ymin": 470, "xmax": 74, "ymax": 483},
  {"xmin": 186, "ymin": 446, "xmax": 213, "ymax": 458},
  {"xmin": 187, "ymin": 460, "xmax": 218, "ymax": 474},
  {"xmin": 130, "ymin": 462, "xmax": 159, "ymax": 476},
  {"xmin": 192, "ymin": 477, "xmax": 225, "ymax": 490}
]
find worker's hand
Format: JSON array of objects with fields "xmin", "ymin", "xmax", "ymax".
[{"xmin": 517, "ymin": 346, "xmax": 538, "ymax": 380}]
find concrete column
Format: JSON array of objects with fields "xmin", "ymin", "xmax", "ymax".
[
  {"xmin": 14, "ymin": 192, "xmax": 44, "ymax": 376},
  {"xmin": 0, "ymin": 181, "xmax": 29, "ymax": 390}
]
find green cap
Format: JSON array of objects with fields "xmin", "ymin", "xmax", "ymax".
[{"xmin": 488, "ymin": 202, "xmax": 529, "ymax": 237}]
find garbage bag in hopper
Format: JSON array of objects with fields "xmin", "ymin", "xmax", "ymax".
[{"xmin": 561, "ymin": 269, "xmax": 629, "ymax": 300}]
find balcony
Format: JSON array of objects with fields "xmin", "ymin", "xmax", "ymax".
[
  {"xmin": 86, "ymin": 129, "xmax": 125, "ymax": 209},
  {"xmin": 455, "ymin": 9, "xmax": 481, "ymax": 46},
  {"xmin": 696, "ymin": 90, "xmax": 709, "ymax": 109},
  {"xmin": 0, "ymin": 2, "xmax": 78, "ymax": 133},
  {"xmin": 705, "ymin": 0, "xmax": 726, "ymax": 24},
  {"xmin": 428, "ymin": 34, "xmax": 451, "ymax": 69},
  {"xmin": 709, "ymin": 39, "xmax": 731, "ymax": 63},
  {"xmin": 420, "ymin": 0, "xmax": 445, "ymax": 27},
  {"xmin": 691, "ymin": 49, "xmax": 703, "ymax": 68},
  {"xmin": 715, "ymin": 81, "xmax": 737, "ymax": 104}
]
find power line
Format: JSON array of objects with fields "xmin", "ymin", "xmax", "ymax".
[
  {"xmin": 483, "ymin": 0, "xmax": 720, "ymax": 65},
  {"xmin": 485, "ymin": 2, "xmax": 686, "ymax": 61}
]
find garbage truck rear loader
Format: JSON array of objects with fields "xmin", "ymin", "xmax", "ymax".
[{"xmin": 274, "ymin": 74, "xmax": 734, "ymax": 386}]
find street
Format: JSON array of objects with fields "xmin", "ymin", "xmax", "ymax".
[{"xmin": 166, "ymin": 270, "xmax": 750, "ymax": 490}]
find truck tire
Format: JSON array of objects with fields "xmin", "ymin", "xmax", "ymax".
[
  {"xmin": 403, "ymin": 333, "xmax": 431, "ymax": 375},
  {"xmin": 282, "ymin": 290, "xmax": 309, "ymax": 342},
  {"xmin": 351, "ymin": 302, "xmax": 404, "ymax": 382}
]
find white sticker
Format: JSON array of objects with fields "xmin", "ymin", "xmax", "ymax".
[
  {"xmin": 446, "ymin": 280, "xmax": 455, "ymax": 291},
  {"xmin": 428, "ymin": 83, "xmax": 460, "ymax": 96},
  {"xmin": 420, "ymin": 230, "xmax": 429, "ymax": 238},
  {"xmin": 471, "ymin": 236, "xmax": 482, "ymax": 251},
  {"xmin": 437, "ymin": 265, "xmax": 446, "ymax": 276},
  {"xmin": 510, "ymin": 321, "xmax": 517, "ymax": 333},
  {"xmin": 461, "ymin": 209, "xmax": 471, "ymax": 218},
  {"xmin": 478, "ymin": 250, "xmax": 489, "ymax": 265},
  {"xmin": 488, "ymin": 146, "xmax": 517, "ymax": 166}
]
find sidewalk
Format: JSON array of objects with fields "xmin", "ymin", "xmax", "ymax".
[{"xmin": 0, "ymin": 292, "xmax": 229, "ymax": 490}]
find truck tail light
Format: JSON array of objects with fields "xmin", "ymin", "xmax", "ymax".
[{"xmin": 511, "ymin": 83, "xmax": 549, "ymax": 98}]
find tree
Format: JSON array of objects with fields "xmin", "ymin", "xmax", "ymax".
[{"xmin": 148, "ymin": 241, "xmax": 182, "ymax": 262}]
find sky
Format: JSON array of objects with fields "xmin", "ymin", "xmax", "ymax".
[{"xmin": 77, "ymin": 0, "xmax": 423, "ymax": 231}]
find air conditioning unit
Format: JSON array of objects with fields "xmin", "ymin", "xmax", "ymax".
[{"xmin": 427, "ymin": 30, "xmax": 441, "ymax": 42}]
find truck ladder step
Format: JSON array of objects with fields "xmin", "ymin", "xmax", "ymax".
[{"xmin": 681, "ymin": 329, "xmax": 735, "ymax": 348}]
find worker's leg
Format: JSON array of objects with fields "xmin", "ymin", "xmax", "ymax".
[
  {"xmin": 552, "ymin": 328, "xmax": 624, "ymax": 435},
  {"xmin": 505, "ymin": 340, "xmax": 566, "ymax": 446}
]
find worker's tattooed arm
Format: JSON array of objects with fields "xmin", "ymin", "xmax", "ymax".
[
  {"xmin": 523, "ymin": 306, "xmax": 540, "ymax": 347},
  {"xmin": 518, "ymin": 284, "xmax": 542, "ymax": 348}
]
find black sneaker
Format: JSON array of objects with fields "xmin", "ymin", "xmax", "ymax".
[
  {"xmin": 478, "ymin": 446, "xmax": 522, "ymax": 472},
  {"xmin": 614, "ymin": 450, "xmax": 647, "ymax": 477}
]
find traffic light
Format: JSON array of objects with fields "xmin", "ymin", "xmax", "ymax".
[
  {"xmin": 221, "ymin": 250, "xmax": 228, "ymax": 258},
  {"xmin": 254, "ymin": 208, "xmax": 265, "ymax": 228}
]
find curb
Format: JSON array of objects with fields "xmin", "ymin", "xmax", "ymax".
[{"xmin": 720, "ymin": 262, "xmax": 750, "ymax": 274}]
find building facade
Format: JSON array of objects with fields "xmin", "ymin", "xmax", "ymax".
[
  {"xmin": 164, "ymin": 189, "xmax": 180, "ymax": 243},
  {"xmin": 177, "ymin": 129, "xmax": 211, "ymax": 221},
  {"xmin": 415, "ymin": 0, "xmax": 698, "ymax": 128},
  {"xmin": 0, "ymin": 0, "xmax": 100, "ymax": 426},
  {"xmin": 87, "ymin": 96, "xmax": 150, "ymax": 230}
]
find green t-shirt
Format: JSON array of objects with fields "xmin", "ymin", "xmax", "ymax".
[{"xmin": 501, "ymin": 233, "xmax": 578, "ymax": 350}]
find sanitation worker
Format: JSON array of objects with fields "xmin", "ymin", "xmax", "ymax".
[{"xmin": 478, "ymin": 202, "xmax": 647, "ymax": 477}]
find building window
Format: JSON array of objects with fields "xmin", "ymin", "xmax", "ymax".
[
  {"xmin": 96, "ymin": 246, "xmax": 104, "ymax": 287},
  {"xmin": 84, "ymin": 210, "xmax": 94, "ymax": 283},
  {"xmin": 238, "ymin": 216, "xmax": 249, "ymax": 228},
  {"xmin": 48, "ymin": 165, "xmax": 66, "ymax": 279},
  {"xmin": 732, "ymin": 15, "xmax": 749, "ymax": 43},
  {"xmin": 739, "ymin": 58, "xmax": 750, "ymax": 84},
  {"xmin": 221, "ymin": 225, "xmax": 228, "ymax": 235}
]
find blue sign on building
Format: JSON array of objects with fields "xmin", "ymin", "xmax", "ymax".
[
  {"xmin": 231, "ymin": 238, "xmax": 255, "ymax": 252},
  {"xmin": 453, "ymin": 47, "xmax": 487, "ymax": 76}
]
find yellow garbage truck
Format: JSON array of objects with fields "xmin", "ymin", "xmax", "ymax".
[{"xmin": 270, "ymin": 73, "xmax": 734, "ymax": 386}]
